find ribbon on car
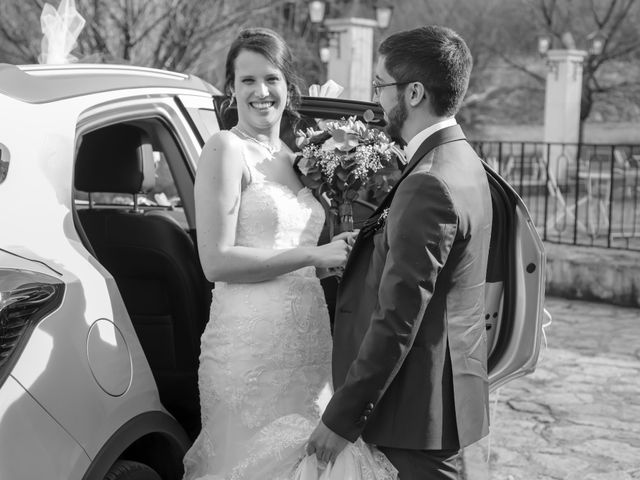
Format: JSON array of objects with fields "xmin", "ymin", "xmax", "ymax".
[
  {"xmin": 39, "ymin": 0, "xmax": 86, "ymax": 65},
  {"xmin": 308, "ymin": 80, "xmax": 344, "ymax": 98}
]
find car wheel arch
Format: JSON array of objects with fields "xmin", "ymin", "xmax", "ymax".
[{"xmin": 81, "ymin": 411, "xmax": 190, "ymax": 480}]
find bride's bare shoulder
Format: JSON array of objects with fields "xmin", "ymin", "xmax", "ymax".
[
  {"xmin": 204, "ymin": 129, "xmax": 242, "ymax": 149},
  {"xmin": 200, "ymin": 130, "xmax": 243, "ymax": 160}
]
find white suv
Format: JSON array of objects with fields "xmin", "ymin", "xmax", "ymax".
[{"xmin": 0, "ymin": 63, "xmax": 549, "ymax": 480}]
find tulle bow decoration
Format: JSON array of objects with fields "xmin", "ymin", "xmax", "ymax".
[
  {"xmin": 39, "ymin": 0, "xmax": 86, "ymax": 65},
  {"xmin": 308, "ymin": 80, "xmax": 344, "ymax": 98}
]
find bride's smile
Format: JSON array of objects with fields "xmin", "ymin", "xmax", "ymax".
[{"xmin": 250, "ymin": 100, "xmax": 275, "ymax": 111}]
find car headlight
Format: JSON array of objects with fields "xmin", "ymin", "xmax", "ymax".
[{"xmin": 0, "ymin": 269, "xmax": 64, "ymax": 386}]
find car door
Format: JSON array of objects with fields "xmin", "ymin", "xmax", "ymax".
[
  {"xmin": 74, "ymin": 94, "xmax": 214, "ymax": 442},
  {"xmin": 187, "ymin": 95, "xmax": 548, "ymax": 391}
]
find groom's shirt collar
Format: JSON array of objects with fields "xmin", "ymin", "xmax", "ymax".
[{"xmin": 404, "ymin": 117, "xmax": 457, "ymax": 161}]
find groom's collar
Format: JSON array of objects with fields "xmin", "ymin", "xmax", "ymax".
[
  {"xmin": 404, "ymin": 117, "xmax": 457, "ymax": 161},
  {"xmin": 366, "ymin": 124, "xmax": 467, "ymax": 220}
]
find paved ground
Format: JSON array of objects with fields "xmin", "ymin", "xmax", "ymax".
[{"xmin": 462, "ymin": 296, "xmax": 640, "ymax": 480}]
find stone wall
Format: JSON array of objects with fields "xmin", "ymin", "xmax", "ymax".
[{"xmin": 544, "ymin": 242, "xmax": 640, "ymax": 308}]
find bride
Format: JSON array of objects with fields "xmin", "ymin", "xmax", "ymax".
[{"xmin": 182, "ymin": 28, "xmax": 397, "ymax": 480}]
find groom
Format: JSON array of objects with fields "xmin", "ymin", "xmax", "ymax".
[{"xmin": 307, "ymin": 26, "xmax": 492, "ymax": 479}]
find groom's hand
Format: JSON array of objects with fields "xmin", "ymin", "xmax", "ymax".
[{"xmin": 306, "ymin": 420, "xmax": 349, "ymax": 465}]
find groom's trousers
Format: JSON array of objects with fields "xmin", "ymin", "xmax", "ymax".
[{"xmin": 378, "ymin": 446, "xmax": 460, "ymax": 480}]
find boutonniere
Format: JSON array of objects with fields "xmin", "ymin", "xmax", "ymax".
[
  {"xmin": 377, "ymin": 208, "xmax": 389, "ymax": 228},
  {"xmin": 361, "ymin": 207, "xmax": 390, "ymax": 239}
]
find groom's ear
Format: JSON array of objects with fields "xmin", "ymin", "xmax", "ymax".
[{"xmin": 408, "ymin": 82, "xmax": 426, "ymax": 107}]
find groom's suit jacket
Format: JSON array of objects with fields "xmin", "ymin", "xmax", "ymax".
[{"xmin": 322, "ymin": 125, "xmax": 492, "ymax": 450}]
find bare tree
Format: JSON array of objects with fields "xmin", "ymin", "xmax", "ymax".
[
  {"xmin": 2, "ymin": 0, "xmax": 638, "ymax": 126},
  {"xmin": 521, "ymin": 0, "xmax": 640, "ymax": 124},
  {"xmin": 373, "ymin": 0, "xmax": 640, "ymax": 127},
  {"xmin": 0, "ymin": 0, "xmax": 293, "ymax": 84},
  {"xmin": 375, "ymin": 0, "xmax": 538, "ymax": 126}
]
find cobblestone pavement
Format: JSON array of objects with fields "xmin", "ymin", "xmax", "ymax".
[{"xmin": 463, "ymin": 296, "xmax": 640, "ymax": 480}]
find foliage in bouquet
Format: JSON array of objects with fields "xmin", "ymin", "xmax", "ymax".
[{"xmin": 294, "ymin": 114, "xmax": 402, "ymax": 208}]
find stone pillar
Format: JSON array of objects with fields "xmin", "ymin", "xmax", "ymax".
[
  {"xmin": 543, "ymin": 49, "xmax": 587, "ymax": 183},
  {"xmin": 324, "ymin": 17, "xmax": 378, "ymax": 101}
]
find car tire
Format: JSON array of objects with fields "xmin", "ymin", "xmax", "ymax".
[{"xmin": 104, "ymin": 460, "xmax": 162, "ymax": 480}]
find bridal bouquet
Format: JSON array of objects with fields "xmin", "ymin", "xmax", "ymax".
[{"xmin": 295, "ymin": 113, "xmax": 401, "ymax": 235}]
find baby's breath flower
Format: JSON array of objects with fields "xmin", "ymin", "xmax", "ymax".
[{"xmin": 295, "ymin": 115, "xmax": 400, "ymax": 203}]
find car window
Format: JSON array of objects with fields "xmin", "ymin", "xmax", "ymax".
[
  {"xmin": 192, "ymin": 108, "xmax": 220, "ymax": 142},
  {"xmin": 73, "ymin": 119, "xmax": 190, "ymax": 229},
  {"xmin": 74, "ymin": 151, "xmax": 182, "ymax": 209},
  {"xmin": 176, "ymin": 95, "xmax": 221, "ymax": 145}
]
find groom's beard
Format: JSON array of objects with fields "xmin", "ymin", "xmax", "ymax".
[{"xmin": 384, "ymin": 94, "xmax": 408, "ymax": 147}]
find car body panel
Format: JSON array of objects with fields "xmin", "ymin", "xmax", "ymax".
[
  {"xmin": 0, "ymin": 64, "xmax": 222, "ymax": 477},
  {"xmin": 1, "ymin": 247, "xmax": 162, "ymax": 459},
  {"xmin": 0, "ymin": 376, "xmax": 91, "ymax": 479}
]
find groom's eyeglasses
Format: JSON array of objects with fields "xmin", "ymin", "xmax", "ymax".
[{"xmin": 372, "ymin": 80, "xmax": 415, "ymax": 97}]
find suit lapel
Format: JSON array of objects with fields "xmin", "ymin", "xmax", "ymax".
[{"xmin": 340, "ymin": 125, "xmax": 467, "ymax": 281}]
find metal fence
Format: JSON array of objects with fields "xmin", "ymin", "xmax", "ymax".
[{"xmin": 470, "ymin": 140, "xmax": 640, "ymax": 251}]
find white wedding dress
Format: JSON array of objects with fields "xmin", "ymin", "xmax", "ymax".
[{"xmin": 182, "ymin": 150, "xmax": 397, "ymax": 480}]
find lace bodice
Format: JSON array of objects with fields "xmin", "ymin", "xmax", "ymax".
[
  {"xmin": 236, "ymin": 144, "xmax": 325, "ymax": 249},
  {"xmin": 236, "ymin": 181, "xmax": 324, "ymax": 250}
]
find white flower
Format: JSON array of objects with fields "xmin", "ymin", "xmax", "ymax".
[
  {"xmin": 321, "ymin": 138, "xmax": 338, "ymax": 152},
  {"xmin": 297, "ymin": 155, "xmax": 315, "ymax": 176}
]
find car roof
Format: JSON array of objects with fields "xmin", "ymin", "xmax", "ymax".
[{"xmin": 0, "ymin": 63, "xmax": 221, "ymax": 104}]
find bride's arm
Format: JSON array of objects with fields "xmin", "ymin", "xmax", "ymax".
[{"xmin": 195, "ymin": 132, "xmax": 348, "ymax": 284}]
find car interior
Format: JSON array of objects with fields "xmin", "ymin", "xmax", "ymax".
[
  {"xmin": 74, "ymin": 121, "xmax": 210, "ymax": 439},
  {"xmin": 72, "ymin": 100, "xmax": 510, "ymax": 441}
]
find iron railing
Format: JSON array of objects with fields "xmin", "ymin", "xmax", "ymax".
[{"xmin": 471, "ymin": 140, "xmax": 640, "ymax": 251}]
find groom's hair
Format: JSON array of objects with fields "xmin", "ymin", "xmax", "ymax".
[
  {"xmin": 224, "ymin": 27, "xmax": 302, "ymax": 114},
  {"xmin": 378, "ymin": 25, "xmax": 472, "ymax": 117}
]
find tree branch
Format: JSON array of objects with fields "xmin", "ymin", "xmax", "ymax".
[{"xmin": 481, "ymin": 43, "xmax": 546, "ymax": 83}]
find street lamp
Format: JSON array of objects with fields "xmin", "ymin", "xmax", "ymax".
[
  {"xmin": 587, "ymin": 31, "xmax": 606, "ymax": 56},
  {"xmin": 308, "ymin": 0, "xmax": 394, "ymax": 28},
  {"xmin": 374, "ymin": 2, "xmax": 394, "ymax": 30},
  {"xmin": 308, "ymin": 0, "xmax": 325, "ymax": 24},
  {"xmin": 319, "ymin": 40, "xmax": 331, "ymax": 64},
  {"xmin": 537, "ymin": 31, "xmax": 607, "ymax": 58},
  {"xmin": 537, "ymin": 35, "xmax": 551, "ymax": 57},
  {"xmin": 538, "ymin": 31, "xmax": 606, "ymax": 80},
  {"xmin": 308, "ymin": 0, "xmax": 394, "ymax": 61}
]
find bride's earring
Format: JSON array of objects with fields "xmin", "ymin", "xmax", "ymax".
[{"xmin": 229, "ymin": 93, "xmax": 236, "ymax": 106}]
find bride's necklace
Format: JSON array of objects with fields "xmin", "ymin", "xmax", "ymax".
[{"xmin": 232, "ymin": 126, "xmax": 281, "ymax": 156}]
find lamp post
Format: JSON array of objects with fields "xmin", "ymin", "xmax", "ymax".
[
  {"xmin": 374, "ymin": 3, "xmax": 394, "ymax": 30},
  {"xmin": 308, "ymin": 1, "xmax": 393, "ymax": 99}
]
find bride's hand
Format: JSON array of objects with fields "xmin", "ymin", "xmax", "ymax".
[
  {"xmin": 313, "ymin": 238, "xmax": 351, "ymax": 269},
  {"xmin": 331, "ymin": 230, "xmax": 359, "ymax": 246}
]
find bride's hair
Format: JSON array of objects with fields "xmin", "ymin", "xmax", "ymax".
[{"xmin": 224, "ymin": 27, "xmax": 302, "ymax": 117}]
